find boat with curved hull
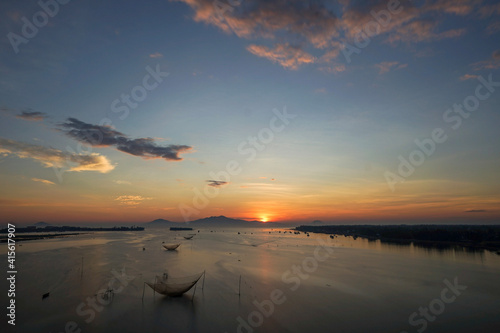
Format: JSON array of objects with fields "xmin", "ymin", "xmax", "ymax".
[{"xmin": 162, "ymin": 243, "xmax": 180, "ymax": 251}]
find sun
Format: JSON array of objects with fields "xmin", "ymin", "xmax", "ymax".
[{"xmin": 260, "ymin": 216, "xmax": 268, "ymax": 223}]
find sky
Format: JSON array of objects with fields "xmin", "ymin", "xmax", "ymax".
[{"xmin": 0, "ymin": 0, "xmax": 499, "ymax": 225}]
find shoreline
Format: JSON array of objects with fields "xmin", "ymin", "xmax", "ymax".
[
  {"xmin": 0, "ymin": 232, "xmax": 88, "ymax": 243},
  {"xmin": 296, "ymin": 224, "xmax": 500, "ymax": 254}
]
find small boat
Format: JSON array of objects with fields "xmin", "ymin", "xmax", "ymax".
[
  {"xmin": 163, "ymin": 243, "xmax": 180, "ymax": 251},
  {"xmin": 183, "ymin": 235, "xmax": 194, "ymax": 240},
  {"xmin": 146, "ymin": 272, "xmax": 204, "ymax": 297}
]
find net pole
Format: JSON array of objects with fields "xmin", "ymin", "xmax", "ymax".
[
  {"xmin": 192, "ymin": 282, "xmax": 197, "ymax": 302},
  {"xmin": 238, "ymin": 275, "xmax": 241, "ymax": 297},
  {"xmin": 153, "ymin": 276, "xmax": 157, "ymax": 299}
]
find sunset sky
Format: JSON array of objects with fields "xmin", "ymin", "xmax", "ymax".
[{"xmin": 1, "ymin": 0, "xmax": 499, "ymax": 224}]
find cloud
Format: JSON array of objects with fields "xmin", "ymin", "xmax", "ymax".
[
  {"xmin": 318, "ymin": 64, "xmax": 347, "ymax": 74},
  {"xmin": 176, "ymin": 0, "xmax": 335, "ymax": 70},
  {"xmin": 0, "ymin": 137, "xmax": 115, "ymax": 173},
  {"xmin": 471, "ymin": 50, "xmax": 500, "ymax": 70},
  {"xmin": 115, "ymin": 195, "xmax": 152, "ymax": 206},
  {"xmin": 59, "ymin": 118, "xmax": 192, "ymax": 161},
  {"xmin": 31, "ymin": 178, "xmax": 55, "ymax": 185},
  {"xmin": 478, "ymin": 3, "xmax": 500, "ymax": 18},
  {"xmin": 149, "ymin": 52, "xmax": 163, "ymax": 58},
  {"xmin": 16, "ymin": 111, "xmax": 47, "ymax": 121},
  {"xmin": 247, "ymin": 43, "xmax": 316, "ymax": 70},
  {"xmin": 176, "ymin": 0, "xmax": 339, "ymax": 47},
  {"xmin": 459, "ymin": 74, "xmax": 479, "ymax": 81},
  {"xmin": 375, "ymin": 61, "xmax": 407, "ymax": 74},
  {"xmin": 425, "ymin": 0, "xmax": 478, "ymax": 16},
  {"xmin": 206, "ymin": 180, "xmax": 229, "ymax": 187},
  {"xmin": 113, "ymin": 180, "xmax": 132, "ymax": 185},
  {"xmin": 177, "ymin": 0, "xmax": 478, "ymax": 70},
  {"xmin": 486, "ymin": 21, "xmax": 500, "ymax": 35},
  {"xmin": 465, "ymin": 209, "xmax": 486, "ymax": 213},
  {"xmin": 386, "ymin": 20, "xmax": 465, "ymax": 43}
]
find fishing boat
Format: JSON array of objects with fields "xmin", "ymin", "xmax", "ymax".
[
  {"xmin": 183, "ymin": 235, "xmax": 194, "ymax": 240},
  {"xmin": 146, "ymin": 272, "xmax": 204, "ymax": 297},
  {"xmin": 162, "ymin": 243, "xmax": 180, "ymax": 251}
]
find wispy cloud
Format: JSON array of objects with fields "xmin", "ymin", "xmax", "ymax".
[
  {"xmin": 318, "ymin": 64, "xmax": 347, "ymax": 74},
  {"xmin": 175, "ymin": 0, "xmax": 339, "ymax": 46},
  {"xmin": 59, "ymin": 118, "xmax": 192, "ymax": 161},
  {"xmin": 246, "ymin": 43, "xmax": 315, "ymax": 70},
  {"xmin": 16, "ymin": 111, "xmax": 48, "ymax": 121},
  {"xmin": 460, "ymin": 74, "xmax": 479, "ymax": 81},
  {"xmin": 149, "ymin": 52, "xmax": 163, "ymax": 58},
  {"xmin": 486, "ymin": 21, "xmax": 500, "ymax": 35},
  {"xmin": 386, "ymin": 20, "xmax": 465, "ymax": 44},
  {"xmin": 425, "ymin": 0, "xmax": 478, "ymax": 16},
  {"xmin": 472, "ymin": 50, "xmax": 500, "ymax": 70},
  {"xmin": 0, "ymin": 137, "xmax": 115, "ymax": 173},
  {"xmin": 113, "ymin": 180, "xmax": 132, "ymax": 185},
  {"xmin": 115, "ymin": 195, "xmax": 152, "ymax": 206},
  {"xmin": 31, "ymin": 178, "xmax": 55, "ymax": 185},
  {"xmin": 375, "ymin": 61, "xmax": 407, "ymax": 74},
  {"xmin": 176, "ymin": 0, "xmax": 481, "ymax": 70},
  {"xmin": 478, "ymin": 3, "xmax": 500, "ymax": 18},
  {"xmin": 465, "ymin": 209, "xmax": 486, "ymax": 213},
  {"xmin": 206, "ymin": 180, "xmax": 229, "ymax": 187}
]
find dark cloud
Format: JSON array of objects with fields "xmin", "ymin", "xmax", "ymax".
[
  {"xmin": 16, "ymin": 111, "xmax": 48, "ymax": 121},
  {"xmin": 465, "ymin": 209, "xmax": 486, "ymax": 213},
  {"xmin": 206, "ymin": 180, "xmax": 229, "ymax": 187},
  {"xmin": 59, "ymin": 118, "xmax": 192, "ymax": 161}
]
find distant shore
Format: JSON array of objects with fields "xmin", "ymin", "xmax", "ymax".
[
  {"xmin": 0, "ymin": 232, "xmax": 87, "ymax": 243},
  {"xmin": 0, "ymin": 225, "xmax": 144, "ymax": 243},
  {"xmin": 296, "ymin": 225, "xmax": 500, "ymax": 253}
]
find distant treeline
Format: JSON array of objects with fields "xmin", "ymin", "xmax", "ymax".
[
  {"xmin": 0, "ymin": 225, "xmax": 145, "ymax": 233},
  {"xmin": 296, "ymin": 225, "xmax": 500, "ymax": 252}
]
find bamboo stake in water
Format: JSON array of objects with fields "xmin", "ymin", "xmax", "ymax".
[
  {"xmin": 153, "ymin": 276, "xmax": 156, "ymax": 299},
  {"xmin": 192, "ymin": 282, "xmax": 197, "ymax": 302},
  {"xmin": 238, "ymin": 275, "xmax": 241, "ymax": 297},
  {"xmin": 202, "ymin": 270, "xmax": 206, "ymax": 290}
]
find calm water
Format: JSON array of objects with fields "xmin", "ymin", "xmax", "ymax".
[{"xmin": 2, "ymin": 228, "xmax": 499, "ymax": 332}]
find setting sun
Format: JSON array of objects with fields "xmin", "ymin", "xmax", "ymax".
[{"xmin": 260, "ymin": 216, "xmax": 268, "ymax": 223}]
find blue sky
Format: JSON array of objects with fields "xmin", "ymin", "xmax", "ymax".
[{"xmin": 1, "ymin": 0, "xmax": 499, "ymax": 224}]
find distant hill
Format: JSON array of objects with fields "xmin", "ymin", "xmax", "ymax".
[
  {"xmin": 143, "ymin": 216, "xmax": 268, "ymax": 228},
  {"xmin": 34, "ymin": 221, "xmax": 51, "ymax": 227},
  {"xmin": 144, "ymin": 219, "xmax": 185, "ymax": 228},
  {"xmin": 189, "ymin": 215, "xmax": 263, "ymax": 227},
  {"xmin": 310, "ymin": 220, "xmax": 324, "ymax": 226}
]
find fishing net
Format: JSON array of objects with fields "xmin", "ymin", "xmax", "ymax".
[{"xmin": 146, "ymin": 272, "xmax": 203, "ymax": 297}]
